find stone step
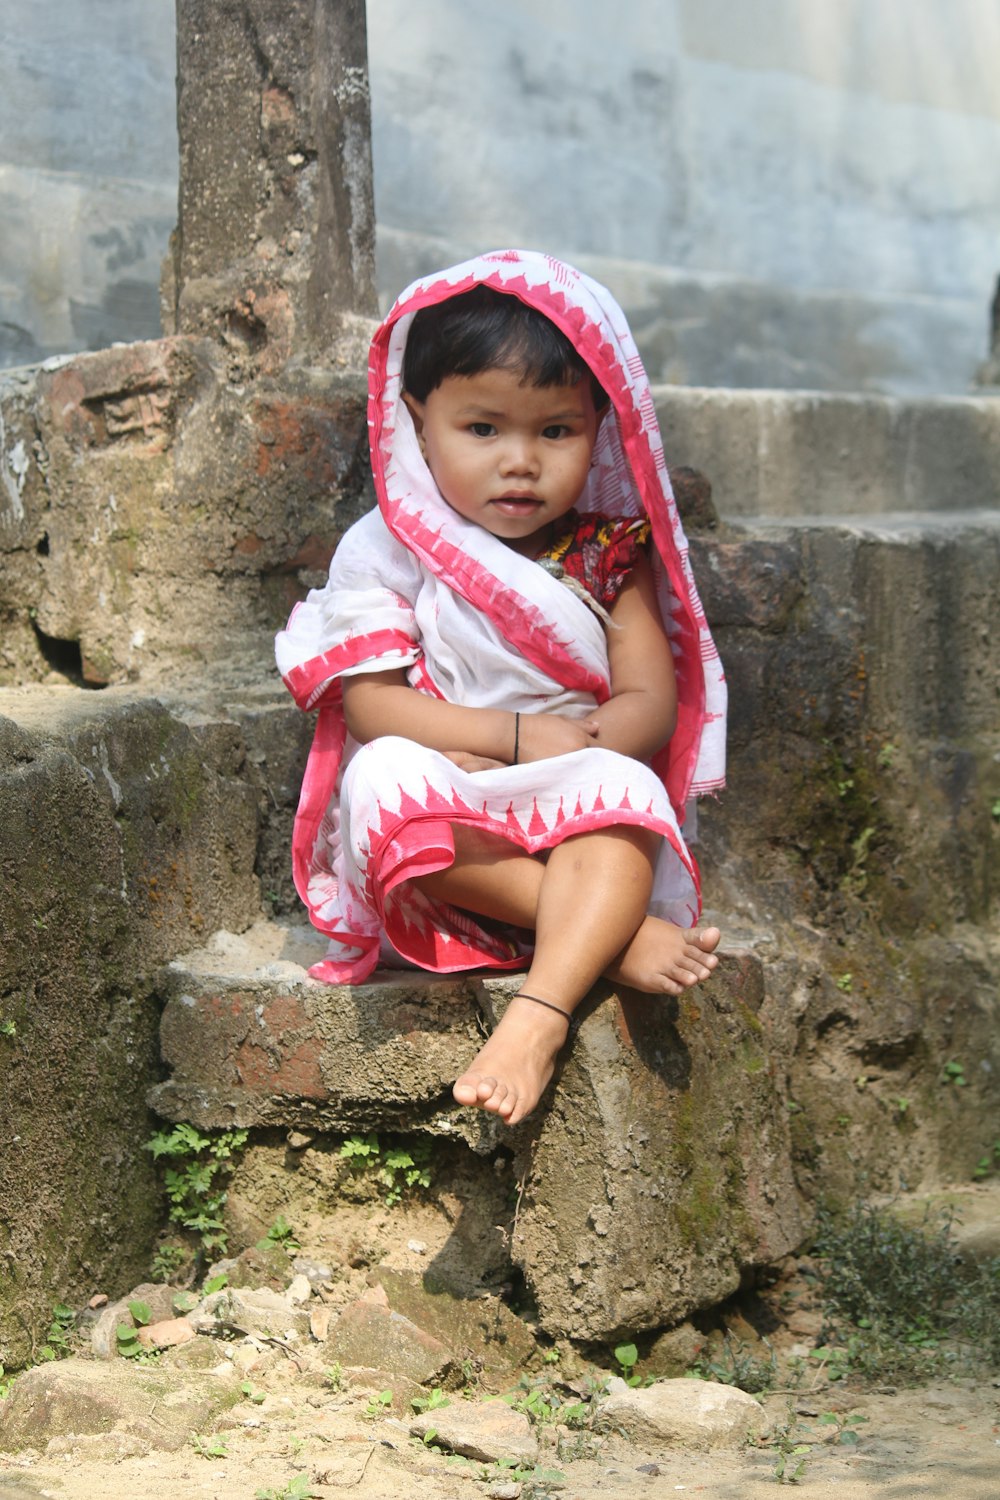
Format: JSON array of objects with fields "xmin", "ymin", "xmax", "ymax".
[
  {"xmin": 656, "ymin": 385, "xmax": 1000, "ymax": 520},
  {"xmin": 148, "ymin": 918, "xmax": 803, "ymax": 1343}
]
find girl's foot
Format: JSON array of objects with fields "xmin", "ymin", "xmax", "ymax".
[
  {"xmin": 452, "ymin": 993, "xmax": 571, "ymax": 1127},
  {"xmin": 606, "ymin": 920, "xmax": 721, "ymax": 995}
]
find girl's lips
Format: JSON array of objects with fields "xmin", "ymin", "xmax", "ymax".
[{"xmin": 491, "ymin": 495, "xmax": 543, "ymax": 515}]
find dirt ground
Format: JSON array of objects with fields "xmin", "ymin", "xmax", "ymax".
[
  {"xmin": 1, "ymin": 1371, "xmax": 998, "ymax": 1500},
  {"xmin": 3, "ymin": 1179, "xmax": 998, "ymax": 1499},
  {"xmin": 2, "ymin": 1291, "xmax": 997, "ymax": 1500}
]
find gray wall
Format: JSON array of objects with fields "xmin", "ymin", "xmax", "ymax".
[
  {"xmin": 0, "ymin": 1, "xmax": 177, "ymax": 366},
  {"xmin": 370, "ymin": 0, "xmax": 1000, "ymax": 394},
  {"xmin": 2, "ymin": 0, "xmax": 999, "ymax": 394}
]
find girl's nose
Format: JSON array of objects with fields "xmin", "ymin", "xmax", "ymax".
[{"xmin": 499, "ymin": 437, "xmax": 540, "ymax": 476}]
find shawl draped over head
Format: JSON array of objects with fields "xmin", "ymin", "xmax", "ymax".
[{"xmin": 275, "ymin": 249, "xmax": 727, "ymax": 984}]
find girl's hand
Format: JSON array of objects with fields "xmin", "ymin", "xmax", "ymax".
[
  {"xmin": 443, "ymin": 751, "xmax": 507, "ymax": 774},
  {"xmin": 517, "ymin": 712, "xmax": 599, "ymax": 763}
]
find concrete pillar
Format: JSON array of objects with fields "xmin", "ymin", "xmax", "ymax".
[{"xmin": 168, "ymin": 0, "xmax": 377, "ymax": 365}]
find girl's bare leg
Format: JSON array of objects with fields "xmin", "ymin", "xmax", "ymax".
[
  {"xmin": 415, "ymin": 826, "xmax": 721, "ymax": 994},
  {"xmin": 413, "ymin": 826, "xmax": 720, "ymax": 1126}
]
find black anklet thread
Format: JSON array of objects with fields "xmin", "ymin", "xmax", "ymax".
[{"xmin": 513, "ymin": 991, "xmax": 573, "ymax": 1023}]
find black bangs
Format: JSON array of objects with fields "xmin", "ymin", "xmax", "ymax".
[{"xmin": 402, "ymin": 285, "xmax": 608, "ymax": 408}]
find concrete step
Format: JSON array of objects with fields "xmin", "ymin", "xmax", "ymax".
[
  {"xmin": 148, "ymin": 917, "xmax": 803, "ymax": 1343},
  {"xmin": 656, "ymin": 385, "xmax": 1000, "ymax": 519}
]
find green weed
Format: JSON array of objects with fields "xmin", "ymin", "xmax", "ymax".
[
  {"xmin": 340, "ymin": 1132, "xmax": 432, "ymax": 1205},
  {"xmin": 973, "ymin": 1141, "xmax": 1000, "ymax": 1180},
  {"xmin": 767, "ymin": 1407, "xmax": 869, "ymax": 1483},
  {"xmin": 0, "ymin": 1365, "xmax": 14, "ymax": 1399},
  {"xmin": 689, "ymin": 1332, "xmax": 778, "ymax": 1394},
  {"xmin": 411, "ymin": 1387, "xmax": 449, "ymax": 1414},
  {"xmin": 145, "ymin": 1122, "xmax": 248, "ymax": 1257},
  {"xmin": 150, "ymin": 1242, "xmax": 187, "ymax": 1282},
  {"xmin": 115, "ymin": 1299, "xmax": 156, "ymax": 1362},
  {"xmin": 812, "ymin": 1199, "xmax": 1000, "ymax": 1378},
  {"xmin": 942, "ymin": 1060, "xmax": 968, "ymax": 1087},
  {"xmin": 191, "ymin": 1432, "xmax": 229, "ymax": 1459},
  {"xmin": 610, "ymin": 1341, "xmax": 654, "ymax": 1388},
  {"xmin": 255, "ymin": 1477, "xmax": 319, "ymax": 1500},
  {"xmin": 364, "ymin": 1388, "xmax": 393, "ymax": 1418},
  {"xmin": 502, "ymin": 1371, "xmax": 606, "ymax": 1431},
  {"xmin": 37, "ymin": 1304, "xmax": 75, "ymax": 1362},
  {"xmin": 257, "ymin": 1215, "xmax": 300, "ymax": 1253}
]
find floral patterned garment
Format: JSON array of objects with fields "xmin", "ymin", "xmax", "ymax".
[{"xmin": 537, "ymin": 510, "xmax": 651, "ymax": 612}]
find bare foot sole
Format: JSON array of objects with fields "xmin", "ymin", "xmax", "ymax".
[
  {"xmin": 452, "ymin": 994, "xmax": 571, "ymax": 1127},
  {"xmin": 606, "ymin": 920, "xmax": 722, "ymax": 995}
]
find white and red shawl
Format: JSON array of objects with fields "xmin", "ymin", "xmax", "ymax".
[{"xmin": 275, "ymin": 250, "xmax": 726, "ymax": 984}]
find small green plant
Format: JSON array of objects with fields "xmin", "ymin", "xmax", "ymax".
[
  {"xmin": 203, "ymin": 1271, "xmax": 229, "ymax": 1294},
  {"xmin": 0, "ymin": 1365, "xmax": 14, "ymax": 1399},
  {"xmin": 991, "ymin": 797, "xmax": 1000, "ymax": 821},
  {"xmin": 324, "ymin": 1362, "xmax": 345, "ymax": 1392},
  {"xmin": 340, "ymin": 1132, "xmax": 433, "ymax": 1205},
  {"xmin": 942, "ymin": 1060, "xmax": 968, "ymax": 1087},
  {"xmin": 973, "ymin": 1140, "xmax": 1000, "ymax": 1180},
  {"xmin": 817, "ymin": 1410, "xmax": 870, "ymax": 1445},
  {"xmin": 172, "ymin": 1290, "xmax": 199, "ymax": 1315},
  {"xmin": 38, "ymin": 1304, "xmax": 76, "ymax": 1362},
  {"xmin": 145, "ymin": 1122, "xmax": 248, "ymax": 1257},
  {"xmin": 835, "ymin": 972, "xmax": 853, "ymax": 993},
  {"xmin": 807, "ymin": 1343, "xmax": 852, "ymax": 1382},
  {"xmin": 767, "ymin": 1406, "xmax": 869, "ymax": 1484},
  {"xmin": 411, "ymin": 1387, "xmax": 449, "ymax": 1414},
  {"xmin": 364, "ymin": 1388, "xmax": 393, "ymax": 1418},
  {"xmin": 340, "ymin": 1132, "xmax": 379, "ymax": 1165},
  {"xmin": 191, "ymin": 1432, "xmax": 229, "ymax": 1459},
  {"xmin": 613, "ymin": 1341, "xmax": 642, "ymax": 1386},
  {"xmin": 255, "ymin": 1477, "xmax": 318, "ymax": 1500},
  {"xmin": 241, "ymin": 1379, "xmax": 266, "ymax": 1405},
  {"xmin": 0, "ymin": 1018, "xmax": 16, "ymax": 1038},
  {"xmin": 812, "ymin": 1198, "xmax": 1000, "ymax": 1378},
  {"xmin": 115, "ymin": 1299, "xmax": 154, "ymax": 1362},
  {"xmin": 257, "ymin": 1215, "xmax": 300, "ymax": 1253},
  {"xmin": 150, "ymin": 1242, "xmax": 187, "ymax": 1282},
  {"xmin": 690, "ymin": 1333, "xmax": 777, "ymax": 1394},
  {"xmin": 876, "ymin": 743, "xmax": 897, "ymax": 770},
  {"xmin": 772, "ymin": 1427, "xmax": 812, "ymax": 1483},
  {"xmin": 494, "ymin": 1457, "xmax": 567, "ymax": 1486}
]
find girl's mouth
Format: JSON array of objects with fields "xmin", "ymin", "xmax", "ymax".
[{"xmin": 492, "ymin": 495, "xmax": 543, "ymax": 517}]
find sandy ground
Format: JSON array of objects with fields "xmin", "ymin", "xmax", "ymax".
[{"xmin": 2, "ymin": 1367, "xmax": 997, "ymax": 1500}]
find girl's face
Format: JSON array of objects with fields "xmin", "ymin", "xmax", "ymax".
[{"xmin": 403, "ymin": 367, "xmax": 602, "ymax": 555}]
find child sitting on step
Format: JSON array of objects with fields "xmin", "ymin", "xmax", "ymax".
[{"xmin": 275, "ymin": 250, "xmax": 727, "ymax": 1126}]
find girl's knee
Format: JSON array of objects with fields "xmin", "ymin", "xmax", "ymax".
[{"xmin": 344, "ymin": 734, "xmax": 421, "ymax": 798}]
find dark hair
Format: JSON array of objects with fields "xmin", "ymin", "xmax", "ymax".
[{"xmin": 403, "ymin": 285, "xmax": 608, "ymax": 409}]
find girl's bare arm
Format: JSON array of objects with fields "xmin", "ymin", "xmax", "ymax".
[
  {"xmin": 341, "ymin": 670, "xmax": 597, "ymax": 762},
  {"xmin": 583, "ymin": 554, "xmax": 678, "ymax": 761}
]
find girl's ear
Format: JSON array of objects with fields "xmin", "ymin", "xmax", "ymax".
[{"xmin": 402, "ymin": 391, "xmax": 426, "ymax": 438}]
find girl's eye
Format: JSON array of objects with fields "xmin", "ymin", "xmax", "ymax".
[
  {"xmin": 469, "ymin": 422, "xmax": 495, "ymax": 438},
  {"xmin": 542, "ymin": 424, "xmax": 570, "ymax": 440}
]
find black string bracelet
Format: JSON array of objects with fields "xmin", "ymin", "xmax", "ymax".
[{"xmin": 512, "ymin": 712, "xmax": 520, "ymax": 765}]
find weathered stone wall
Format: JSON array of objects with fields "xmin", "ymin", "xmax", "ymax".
[
  {"xmin": 1, "ymin": 0, "xmax": 378, "ymax": 690},
  {"xmin": 0, "ymin": 339, "xmax": 370, "ymax": 686},
  {"xmin": 0, "ymin": 688, "xmax": 263, "ymax": 1366}
]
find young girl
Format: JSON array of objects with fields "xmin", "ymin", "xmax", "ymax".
[{"xmin": 276, "ymin": 250, "xmax": 727, "ymax": 1127}]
